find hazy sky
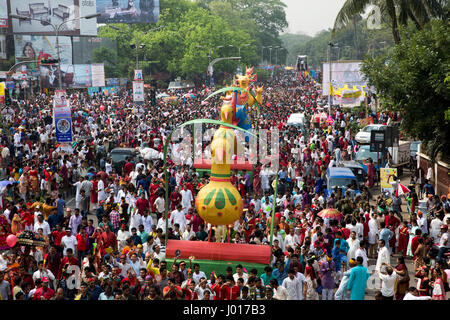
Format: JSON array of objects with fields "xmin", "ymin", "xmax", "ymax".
[{"xmin": 282, "ymin": 0, "xmax": 348, "ymax": 36}]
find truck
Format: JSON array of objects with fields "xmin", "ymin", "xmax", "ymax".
[{"xmin": 387, "ymin": 140, "xmax": 411, "ymax": 176}]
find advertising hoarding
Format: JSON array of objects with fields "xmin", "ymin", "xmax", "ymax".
[
  {"xmin": 322, "ymin": 61, "xmax": 367, "ymax": 96},
  {"xmin": 14, "ymin": 35, "xmax": 73, "ymax": 65},
  {"xmin": 9, "ymin": 0, "xmax": 97, "ymax": 36},
  {"xmin": 96, "ymin": 0, "xmax": 159, "ymax": 24},
  {"xmin": 40, "ymin": 63, "xmax": 105, "ymax": 89}
]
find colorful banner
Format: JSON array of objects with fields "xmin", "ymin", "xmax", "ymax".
[
  {"xmin": 322, "ymin": 61, "xmax": 367, "ymax": 97},
  {"xmin": 96, "ymin": 0, "xmax": 160, "ymax": 24},
  {"xmin": 133, "ymin": 81, "xmax": 144, "ymax": 102},
  {"xmin": 87, "ymin": 86, "xmax": 120, "ymax": 96},
  {"xmin": 53, "ymin": 90, "xmax": 72, "ymax": 143},
  {"xmin": 0, "ymin": 82, "xmax": 5, "ymax": 104},
  {"xmin": 134, "ymin": 69, "xmax": 143, "ymax": 81},
  {"xmin": 380, "ymin": 168, "xmax": 398, "ymax": 189}
]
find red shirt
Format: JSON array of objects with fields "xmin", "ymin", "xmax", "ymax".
[
  {"xmin": 184, "ymin": 288, "xmax": 198, "ymax": 300},
  {"xmin": 76, "ymin": 233, "xmax": 88, "ymax": 251},
  {"xmin": 101, "ymin": 231, "xmax": 117, "ymax": 251},
  {"xmin": 52, "ymin": 230, "xmax": 66, "ymax": 246},
  {"xmin": 223, "ymin": 285, "xmax": 240, "ymax": 300},
  {"xmin": 385, "ymin": 215, "xmax": 400, "ymax": 230},
  {"xmin": 33, "ymin": 286, "xmax": 55, "ymax": 300},
  {"xmin": 57, "ymin": 256, "xmax": 79, "ymax": 279},
  {"xmin": 136, "ymin": 198, "xmax": 150, "ymax": 213},
  {"xmin": 124, "ymin": 162, "xmax": 134, "ymax": 176},
  {"xmin": 211, "ymin": 283, "xmax": 225, "ymax": 300}
]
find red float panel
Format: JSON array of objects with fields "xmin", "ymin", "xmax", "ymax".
[{"xmin": 166, "ymin": 240, "xmax": 271, "ymax": 265}]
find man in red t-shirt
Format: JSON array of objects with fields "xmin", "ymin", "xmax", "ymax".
[
  {"xmin": 162, "ymin": 278, "xmax": 184, "ymax": 300},
  {"xmin": 51, "ymin": 224, "xmax": 66, "ymax": 254},
  {"xmin": 123, "ymin": 158, "xmax": 134, "ymax": 177},
  {"xmin": 33, "ymin": 277, "xmax": 55, "ymax": 300},
  {"xmin": 57, "ymin": 248, "xmax": 79, "ymax": 279},
  {"xmin": 100, "ymin": 225, "xmax": 117, "ymax": 255},
  {"xmin": 76, "ymin": 228, "xmax": 89, "ymax": 262},
  {"xmin": 210, "ymin": 274, "xmax": 226, "ymax": 300},
  {"xmin": 222, "ymin": 276, "xmax": 240, "ymax": 300},
  {"xmin": 135, "ymin": 193, "xmax": 150, "ymax": 214}
]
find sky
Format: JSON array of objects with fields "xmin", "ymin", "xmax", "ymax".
[{"xmin": 282, "ymin": 0, "xmax": 348, "ymax": 36}]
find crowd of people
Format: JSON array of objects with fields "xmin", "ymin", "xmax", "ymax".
[{"xmin": 0, "ymin": 71, "xmax": 448, "ymax": 301}]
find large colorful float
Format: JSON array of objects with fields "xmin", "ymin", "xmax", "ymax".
[{"xmin": 165, "ymin": 68, "xmax": 271, "ymax": 275}]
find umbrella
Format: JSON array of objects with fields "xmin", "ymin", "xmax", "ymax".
[
  {"xmin": 317, "ymin": 208, "xmax": 343, "ymax": 220},
  {"xmin": 395, "ymin": 183, "xmax": 410, "ymax": 197}
]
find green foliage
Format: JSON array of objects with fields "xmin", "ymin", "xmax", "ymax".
[
  {"xmin": 91, "ymin": 46, "xmax": 119, "ymax": 78},
  {"xmin": 361, "ymin": 20, "xmax": 450, "ymax": 161},
  {"xmin": 282, "ymin": 19, "xmax": 395, "ymax": 70}
]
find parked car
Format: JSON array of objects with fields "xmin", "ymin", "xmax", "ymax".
[
  {"xmin": 339, "ymin": 160, "xmax": 367, "ymax": 188},
  {"xmin": 109, "ymin": 148, "xmax": 142, "ymax": 174},
  {"xmin": 355, "ymin": 124, "xmax": 387, "ymax": 144}
]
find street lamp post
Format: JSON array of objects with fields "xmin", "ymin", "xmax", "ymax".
[{"xmin": 10, "ymin": 13, "xmax": 100, "ymax": 90}]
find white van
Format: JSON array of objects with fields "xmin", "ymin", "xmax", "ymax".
[{"xmin": 286, "ymin": 113, "xmax": 305, "ymax": 128}]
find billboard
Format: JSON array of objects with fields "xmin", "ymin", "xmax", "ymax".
[
  {"xmin": 322, "ymin": 61, "xmax": 367, "ymax": 96},
  {"xmin": 40, "ymin": 63, "xmax": 105, "ymax": 88},
  {"xmin": 0, "ymin": 0, "xmax": 7, "ymax": 28},
  {"xmin": 14, "ymin": 35, "xmax": 73, "ymax": 66},
  {"xmin": 53, "ymin": 90, "xmax": 73, "ymax": 143},
  {"xmin": 9, "ymin": 0, "xmax": 97, "ymax": 36},
  {"xmin": 96, "ymin": 0, "xmax": 159, "ymax": 23},
  {"xmin": 72, "ymin": 36, "xmax": 117, "ymax": 64},
  {"xmin": 133, "ymin": 81, "xmax": 144, "ymax": 102}
]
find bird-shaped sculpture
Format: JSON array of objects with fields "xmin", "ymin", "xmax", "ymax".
[{"xmin": 195, "ymin": 96, "xmax": 243, "ymax": 225}]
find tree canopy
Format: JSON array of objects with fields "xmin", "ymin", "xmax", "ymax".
[{"xmin": 361, "ymin": 20, "xmax": 450, "ymax": 160}]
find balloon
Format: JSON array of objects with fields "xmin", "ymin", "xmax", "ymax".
[{"xmin": 6, "ymin": 234, "xmax": 17, "ymax": 247}]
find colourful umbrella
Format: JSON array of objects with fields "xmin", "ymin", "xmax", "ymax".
[
  {"xmin": 395, "ymin": 183, "xmax": 410, "ymax": 197},
  {"xmin": 318, "ymin": 208, "xmax": 343, "ymax": 220}
]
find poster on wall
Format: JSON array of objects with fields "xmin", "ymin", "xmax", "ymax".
[
  {"xmin": 14, "ymin": 35, "xmax": 72, "ymax": 65},
  {"xmin": 96, "ymin": 0, "xmax": 159, "ymax": 24},
  {"xmin": 380, "ymin": 168, "xmax": 398, "ymax": 191},
  {"xmin": 53, "ymin": 90, "xmax": 73, "ymax": 143},
  {"xmin": 133, "ymin": 81, "xmax": 144, "ymax": 102},
  {"xmin": 9, "ymin": 0, "xmax": 98, "ymax": 36}
]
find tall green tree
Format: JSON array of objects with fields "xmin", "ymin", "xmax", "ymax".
[
  {"xmin": 333, "ymin": 0, "xmax": 446, "ymax": 44},
  {"xmin": 361, "ymin": 20, "xmax": 450, "ymax": 161}
]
